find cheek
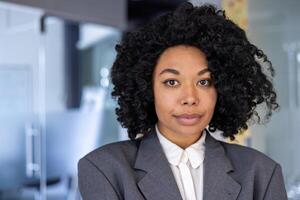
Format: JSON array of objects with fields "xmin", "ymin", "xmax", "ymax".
[
  {"xmin": 155, "ymin": 92, "xmax": 175, "ymax": 112},
  {"xmin": 206, "ymin": 91, "xmax": 218, "ymax": 111},
  {"xmin": 154, "ymin": 88, "xmax": 177, "ymax": 115}
]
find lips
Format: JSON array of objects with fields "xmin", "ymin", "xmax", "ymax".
[{"xmin": 174, "ymin": 113, "xmax": 202, "ymax": 126}]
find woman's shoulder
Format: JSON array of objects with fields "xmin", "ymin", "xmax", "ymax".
[
  {"xmin": 219, "ymin": 140, "xmax": 279, "ymax": 171},
  {"xmin": 217, "ymin": 140, "xmax": 288, "ymax": 199},
  {"xmin": 79, "ymin": 138, "xmax": 142, "ymax": 169}
]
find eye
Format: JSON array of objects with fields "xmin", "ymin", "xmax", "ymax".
[
  {"xmin": 163, "ymin": 79, "xmax": 179, "ymax": 87},
  {"xmin": 198, "ymin": 79, "xmax": 212, "ymax": 86}
]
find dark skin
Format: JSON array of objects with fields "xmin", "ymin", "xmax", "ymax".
[{"xmin": 152, "ymin": 45, "xmax": 217, "ymax": 149}]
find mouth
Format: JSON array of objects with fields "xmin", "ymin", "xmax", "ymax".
[{"xmin": 174, "ymin": 114, "xmax": 203, "ymax": 126}]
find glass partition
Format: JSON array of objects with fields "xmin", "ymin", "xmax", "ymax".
[
  {"xmin": 0, "ymin": 1, "xmax": 122, "ymax": 199},
  {"xmin": 0, "ymin": 2, "xmax": 46, "ymax": 199},
  {"xmin": 248, "ymin": 0, "xmax": 300, "ymax": 199}
]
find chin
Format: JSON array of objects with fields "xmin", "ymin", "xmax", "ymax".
[{"xmin": 176, "ymin": 125, "xmax": 204, "ymax": 134}]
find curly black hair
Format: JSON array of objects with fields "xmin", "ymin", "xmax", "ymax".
[{"xmin": 110, "ymin": 2, "xmax": 279, "ymax": 141}]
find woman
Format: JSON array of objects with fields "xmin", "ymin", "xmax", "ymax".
[{"xmin": 78, "ymin": 2, "xmax": 288, "ymax": 200}]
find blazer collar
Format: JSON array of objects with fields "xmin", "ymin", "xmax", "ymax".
[
  {"xmin": 134, "ymin": 126, "xmax": 241, "ymax": 200},
  {"xmin": 203, "ymin": 129, "xmax": 241, "ymax": 200}
]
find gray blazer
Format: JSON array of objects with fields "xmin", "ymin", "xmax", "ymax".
[{"xmin": 78, "ymin": 127, "xmax": 288, "ymax": 200}]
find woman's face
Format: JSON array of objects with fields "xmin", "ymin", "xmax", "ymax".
[{"xmin": 152, "ymin": 45, "xmax": 217, "ymax": 148}]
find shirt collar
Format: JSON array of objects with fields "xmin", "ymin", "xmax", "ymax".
[{"xmin": 155, "ymin": 124, "xmax": 206, "ymax": 169}]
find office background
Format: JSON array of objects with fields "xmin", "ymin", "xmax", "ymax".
[{"xmin": 0, "ymin": 0, "xmax": 299, "ymax": 199}]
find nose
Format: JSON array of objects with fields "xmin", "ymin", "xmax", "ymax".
[{"xmin": 180, "ymin": 85, "xmax": 199, "ymax": 106}]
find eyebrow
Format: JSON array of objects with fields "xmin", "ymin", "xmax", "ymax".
[{"xmin": 159, "ymin": 68, "xmax": 210, "ymax": 76}]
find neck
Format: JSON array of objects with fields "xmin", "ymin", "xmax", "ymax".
[
  {"xmin": 157, "ymin": 124, "xmax": 203, "ymax": 149},
  {"xmin": 175, "ymin": 134, "xmax": 203, "ymax": 149}
]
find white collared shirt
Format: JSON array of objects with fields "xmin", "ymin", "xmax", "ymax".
[{"xmin": 155, "ymin": 124, "xmax": 206, "ymax": 200}]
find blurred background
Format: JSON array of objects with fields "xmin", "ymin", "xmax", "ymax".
[{"xmin": 0, "ymin": 0, "xmax": 299, "ymax": 199}]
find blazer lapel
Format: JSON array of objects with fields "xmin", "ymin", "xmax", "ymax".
[
  {"xmin": 134, "ymin": 127, "xmax": 182, "ymax": 200},
  {"xmin": 134, "ymin": 127, "xmax": 241, "ymax": 200},
  {"xmin": 203, "ymin": 130, "xmax": 241, "ymax": 200}
]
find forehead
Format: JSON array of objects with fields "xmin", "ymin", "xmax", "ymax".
[{"xmin": 154, "ymin": 45, "xmax": 209, "ymax": 74}]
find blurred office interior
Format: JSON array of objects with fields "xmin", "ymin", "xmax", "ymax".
[{"xmin": 0, "ymin": 0, "xmax": 299, "ymax": 199}]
